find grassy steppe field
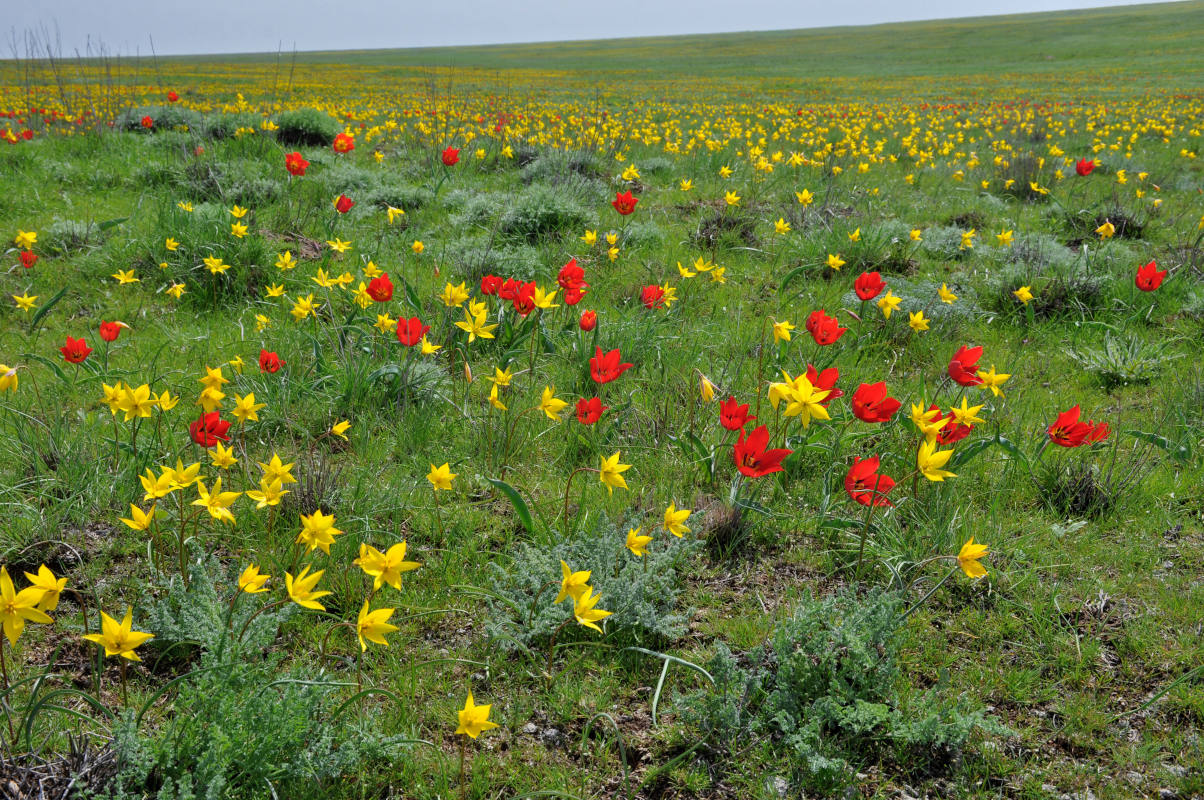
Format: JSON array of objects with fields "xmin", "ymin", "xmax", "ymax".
[{"xmin": 1, "ymin": 2, "xmax": 1203, "ymax": 798}]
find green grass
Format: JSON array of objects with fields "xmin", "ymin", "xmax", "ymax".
[{"xmin": 0, "ymin": 2, "xmax": 1203, "ymax": 798}]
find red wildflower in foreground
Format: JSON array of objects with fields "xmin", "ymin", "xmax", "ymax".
[
  {"xmin": 611, "ymin": 190, "xmax": 638, "ymax": 215},
  {"xmin": 733, "ymin": 425, "xmax": 793, "ymax": 478},
  {"xmin": 719, "ymin": 396, "xmax": 755, "ymax": 431},
  {"xmin": 334, "ymin": 194, "xmax": 355, "ymax": 214},
  {"xmin": 564, "ymin": 286, "xmax": 586, "ymax": 306},
  {"xmin": 1048, "ymin": 405, "xmax": 1109, "ymax": 448},
  {"xmin": 259, "ymin": 349, "xmax": 284, "ymax": 373},
  {"xmin": 589, "ymin": 347, "xmax": 633, "ymax": 384},
  {"xmin": 140, "ymin": 115, "xmax": 154, "ymax": 129},
  {"xmin": 20, "ymin": 251, "xmax": 37, "ymax": 269},
  {"xmin": 557, "ymin": 258, "xmax": 587, "ymax": 291},
  {"xmin": 480, "ymin": 275, "xmax": 502, "ymax": 296},
  {"xmin": 396, "ymin": 317, "xmax": 430, "ymax": 347},
  {"xmin": 805, "ymin": 310, "xmax": 848, "ymax": 346},
  {"xmin": 845, "ymin": 456, "xmax": 896, "ymax": 507},
  {"xmin": 575, "ymin": 397, "xmax": 608, "ymax": 425},
  {"xmin": 806, "ymin": 364, "xmax": 842, "ymax": 407},
  {"xmin": 1075, "ymin": 158, "xmax": 1095, "ymax": 176},
  {"xmin": 854, "ymin": 271, "xmax": 886, "ymax": 301},
  {"xmin": 578, "ymin": 310, "xmax": 597, "ymax": 331},
  {"xmin": 367, "ymin": 273, "xmax": 394, "ymax": 302},
  {"xmin": 498, "ymin": 279, "xmax": 519, "ymax": 301},
  {"xmin": 332, "ymin": 132, "xmax": 355, "ymax": 153},
  {"xmin": 167, "ymin": 91, "xmax": 179, "ymax": 103},
  {"xmin": 930, "ymin": 404, "xmax": 971, "ymax": 446},
  {"xmin": 948, "ymin": 345, "xmax": 984, "ymax": 386},
  {"xmin": 60, "ymin": 336, "xmax": 92, "ymax": 364},
  {"xmin": 285, "ymin": 151, "xmax": 309, "ymax": 176},
  {"xmin": 851, "ymin": 382, "xmax": 900, "ymax": 424},
  {"xmin": 641, "ymin": 284, "xmax": 666, "ymax": 310},
  {"xmin": 441, "ymin": 146, "xmax": 460, "ymax": 166},
  {"xmin": 1135, "ymin": 260, "xmax": 1167, "ymax": 292},
  {"xmin": 190, "ymin": 412, "xmax": 231, "ymax": 447},
  {"xmin": 99, "ymin": 321, "xmax": 124, "ymax": 342},
  {"xmin": 511, "ymin": 281, "xmax": 537, "ymax": 316}
]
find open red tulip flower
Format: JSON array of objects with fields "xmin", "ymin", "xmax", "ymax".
[
  {"xmin": 285, "ymin": 151, "xmax": 310, "ymax": 177},
  {"xmin": 845, "ymin": 456, "xmax": 896, "ymax": 507},
  {"xmin": 259, "ymin": 349, "xmax": 285, "ymax": 373},
  {"xmin": 1134, "ymin": 260, "xmax": 1167, "ymax": 292},
  {"xmin": 806, "ymin": 365, "xmax": 842, "ymax": 407},
  {"xmin": 167, "ymin": 90, "xmax": 179, "ymax": 103},
  {"xmin": 805, "ymin": 310, "xmax": 848, "ymax": 346},
  {"xmin": 611, "ymin": 190, "xmax": 638, "ymax": 215},
  {"xmin": 641, "ymin": 284, "xmax": 667, "ymax": 310},
  {"xmin": 20, "ymin": 251, "xmax": 37, "ymax": 269},
  {"xmin": 854, "ymin": 271, "xmax": 886, "ymax": 301},
  {"xmin": 575, "ymin": 397, "xmax": 608, "ymax": 425},
  {"xmin": 441, "ymin": 146, "xmax": 460, "ymax": 166},
  {"xmin": 60, "ymin": 336, "xmax": 93, "ymax": 364},
  {"xmin": 480, "ymin": 275, "xmax": 502, "ymax": 296},
  {"xmin": 190, "ymin": 412, "xmax": 231, "ymax": 446},
  {"xmin": 719, "ymin": 396, "xmax": 755, "ymax": 431},
  {"xmin": 1075, "ymin": 158, "xmax": 1095, "ymax": 176},
  {"xmin": 733, "ymin": 425, "xmax": 792, "ymax": 478},
  {"xmin": 1047, "ymin": 405, "xmax": 1109, "ymax": 448},
  {"xmin": 851, "ymin": 382, "xmax": 901, "ymax": 423},
  {"xmin": 99, "ymin": 320, "xmax": 127, "ymax": 342},
  {"xmin": 947, "ymin": 345, "xmax": 984, "ymax": 386},
  {"xmin": 589, "ymin": 347, "xmax": 633, "ymax": 384},
  {"xmin": 396, "ymin": 317, "xmax": 430, "ymax": 347},
  {"xmin": 332, "ymin": 132, "xmax": 355, "ymax": 153},
  {"xmin": 558, "ymin": 258, "xmax": 588, "ymax": 291},
  {"xmin": 367, "ymin": 273, "xmax": 394, "ymax": 302}
]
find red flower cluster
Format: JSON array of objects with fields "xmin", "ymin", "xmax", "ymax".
[
  {"xmin": 498, "ymin": 278, "xmax": 538, "ymax": 316},
  {"xmin": 947, "ymin": 345, "xmax": 983, "ymax": 386},
  {"xmin": 927, "ymin": 404, "xmax": 972, "ymax": 446},
  {"xmin": 557, "ymin": 258, "xmax": 588, "ymax": 305},
  {"xmin": 480, "ymin": 275, "xmax": 503, "ymax": 295},
  {"xmin": 441, "ymin": 146, "xmax": 460, "ymax": 166},
  {"xmin": 851, "ymin": 382, "xmax": 900, "ymax": 424},
  {"xmin": 806, "ymin": 310, "xmax": 848, "ymax": 346},
  {"xmin": 190, "ymin": 412, "xmax": 231, "ymax": 447},
  {"xmin": 367, "ymin": 273, "xmax": 394, "ymax": 302},
  {"xmin": 285, "ymin": 152, "xmax": 309, "ymax": 176},
  {"xmin": 60, "ymin": 336, "xmax": 92, "ymax": 364},
  {"xmin": 576, "ymin": 397, "xmax": 607, "ymax": 425},
  {"xmin": 854, "ymin": 271, "xmax": 886, "ymax": 301},
  {"xmin": 1135, "ymin": 260, "xmax": 1167, "ymax": 291},
  {"xmin": 1048, "ymin": 405, "xmax": 1110, "ymax": 447},
  {"xmin": 259, "ymin": 349, "xmax": 284, "ymax": 373},
  {"xmin": 589, "ymin": 347, "xmax": 632, "ymax": 384},
  {"xmin": 611, "ymin": 190, "xmax": 638, "ymax": 215},
  {"xmin": 845, "ymin": 456, "xmax": 895, "ymax": 507},
  {"xmin": 332, "ymin": 132, "xmax": 355, "ymax": 153},
  {"xmin": 733, "ymin": 425, "xmax": 792, "ymax": 478},
  {"xmin": 396, "ymin": 317, "xmax": 430, "ymax": 347}
]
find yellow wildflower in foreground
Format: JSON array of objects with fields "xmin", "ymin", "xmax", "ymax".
[
  {"xmin": 772, "ymin": 319, "xmax": 795, "ymax": 343},
  {"xmin": 908, "ymin": 311, "xmax": 930, "ymax": 332},
  {"xmin": 826, "ymin": 253, "xmax": 845, "ymax": 271},
  {"xmin": 598, "ymin": 452, "xmax": 631, "ymax": 494},
  {"xmin": 238, "ymin": 565, "xmax": 270, "ymax": 594},
  {"xmin": 1013, "ymin": 286, "xmax": 1034, "ymax": 305},
  {"xmin": 555, "ymin": 560, "xmax": 591, "ymax": 604},
  {"xmin": 297, "ymin": 510, "xmax": 342, "ymax": 554},
  {"xmin": 193, "ymin": 478, "xmax": 241, "ymax": 524},
  {"xmin": 539, "ymin": 386, "xmax": 569, "ymax": 421},
  {"xmin": 938, "ymin": 284, "xmax": 958, "ymax": 304},
  {"xmin": 355, "ymin": 542, "xmax": 421, "ymax": 591},
  {"xmin": 427, "ymin": 462, "xmax": 456, "ymax": 491},
  {"xmin": 663, "ymin": 503, "xmax": 692, "ymax": 537},
  {"xmin": 356, "ymin": 601, "xmax": 400, "ymax": 651},
  {"xmin": 917, "ymin": 440, "xmax": 956, "ymax": 482},
  {"xmin": 82, "ymin": 607, "xmax": 153, "ymax": 661},
  {"xmin": 626, "ymin": 526, "xmax": 653, "ymax": 556},
  {"xmin": 1, "ymin": 566, "xmax": 53, "ymax": 645},
  {"xmin": 573, "ymin": 586, "xmax": 613, "ymax": 633},
  {"xmin": 957, "ymin": 538, "xmax": 989, "ymax": 579},
  {"xmin": 455, "ymin": 691, "xmax": 499, "ymax": 739},
  {"xmin": 0, "ymin": 365, "xmax": 17, "ymax": 393},
  {"xmin": 12, "ymin": 293, "xmax": 37, "ymax": 312},
  {"xmin": 119, "ymin": 503, "xmax": 155, "ymax": 532},
  {"xmin": 24, "ymin": 565, "xmax": 65, "ymax": 612},
  {"xmin": 13, "ymin": 230, "xmax": 37, "ymax": 250},
  {"xmin": 286, "ymin": 565, "xmax": 331, "ymax": 610},
  {"xmin": 976, "ymin": 365, "xmax": 1012, "ymax": 398}
]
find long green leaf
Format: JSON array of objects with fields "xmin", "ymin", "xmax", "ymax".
[
  {"xmin": 1125, "ymin": 429, "xmax": 1191, "ymax": 463},
  {"xmin": 487, "ymin": 477, "xmax": 534, "ymax": 533},
  {"xmin": 20, "ymin": 352, "xmax": 70, "ymax": 385},
  {"xmin": 30, "ymin": 287, "xmax": 68, "ymax": 330}
]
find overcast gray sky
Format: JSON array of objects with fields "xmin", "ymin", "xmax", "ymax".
[{"xmin": 6, "ymin": 0, "xmax": 1173, "ymax": 56}]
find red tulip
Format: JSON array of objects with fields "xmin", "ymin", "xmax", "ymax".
[
  {"xmin": 441, "ymin": 146, "xmax": 460, "ymax": 166},
  {"xmin": 20, "ymin": 251, "xmax": 37, "ymax": 269},
  {"xmin": 367, "ymin": 273, "xmax": 393, "ymax": 302},
  {"xmin": 140, "ymin": 115, "xmax": 153, "ymax": 129},
  {"xmin": 578, "ymin": 310, "xmax": 597, "ymax": 331},
  {"xmin": 334, "ymin": 194, "xmax": 355, "ymax": 214},
  {"xmin": 1086, "ymin": 420, "xmax": 1111, "ymax": 443},
  {"xmin": 575, "ymin": 397, "xmax": 608, "ymax": 425},
  {"xmin": 190, "ymin": 412, "xmax": 231, "ymax": 447},
  {"xmin": 641, "ymin": 284, "xmax": 666, "ymax": 310},
  {"xmin": 167, "ymin": 91, "xmax": 179, "ymax": 103},
  {"xmin": 480, "ymin": 275, "xmax": 502, "ymax": 296},
  {"xmin": 285, "ymin": 151, "xmax": 309, "ymax": 177},
  {"xmin": 60, "ymin": 336, "xmax": 92, "ymax": 364},
  {"xmin": 611, "ymin": 190, "xmax": 638, "ymax": 215},
  {"xmin": 851, "ymin": 382, "xmax": 900, "ymax": 424},
  {"xmin": 805, "ymin": 364, "xmax": 842, "ymax": 407},
  {"xmin": 719, "ymin": 396, "xmax": 755, "ymax": 431},
  {"xmin": 99, "ymin": 321, "xmax": 124, "ymax": 342},
  {"xmin": 844, "ymin": 456, "xmax": 895, "ymax": 507},
  {"xmin": 557, "ymin": 258, "xmax": 587, "ymax": 291},
  {"xmin": 1075, "ymin": 158, "xmax": 1095, "ymax": 176},
  {"xmin": 947, "ymin": 345, "xmax": 984, "ymax": 386},
  {"xmin": 259, "ymin": 349, "xmax": 284, "ymax": 373},
  {"xmin": 733, "ymin": 425, "xmax": 792, "ymax": 478},
  {"xmin": 564, "ymin": 286, "xmax": 587, "ymax": 306},
  {"xmin": 929, "ymin": 404, "xmax": 971, "ymax": 446},
  {"xmin": 1134, "ymin": 260, "xmax": 1167, "ymax": 292},
  {"xmin": 333, "ymin": 132, "xmax": 355, "ymax": 153},
  {"xmin": 512, "ymin": 281, "xmax": 537, "ymax": 316},
  {"xmin": 1048, "ymin": 405, "xmax": 1095, "ymax": 448},
  {"xmin": 854, "ymin": 271, "xmax": 886, "ymax": 301},
  {"xmin": 396, "ymin": 317, "xmax": 430, "ymax": 347},
  {"xmin": 498, "ymin": 278, "xmax": 520, "ymax": 301},
  {"xmin": 590, "ymin": 347, "xmax": 633, "ymax": 384},
  {"xmin": 805, "ymin": 310, "xmax": 848, "ymax": 346}
]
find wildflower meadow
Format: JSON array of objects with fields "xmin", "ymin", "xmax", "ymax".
[{"xmin": 1, "ymin": 2, "xmax": 1203, "ymax": 797}]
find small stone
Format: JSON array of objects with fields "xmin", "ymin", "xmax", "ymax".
[
  {"xmin": 764, "ymin": 776, "xmax": 788, "ymax": 798},
  {"xmin": 522, "ymin": 723, "xmax": 538, "ymax": 735},
  {"xmin": 540, "ymin": 727, "xmax": 561, "ymax": 745},
  {"xmin": 1159, "ymin": 789, "xmax": 1177, "ymax": 800},
  {"xmin": 1125, "ymin": 772, "xmax": 1144, "ymax": 785}
]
